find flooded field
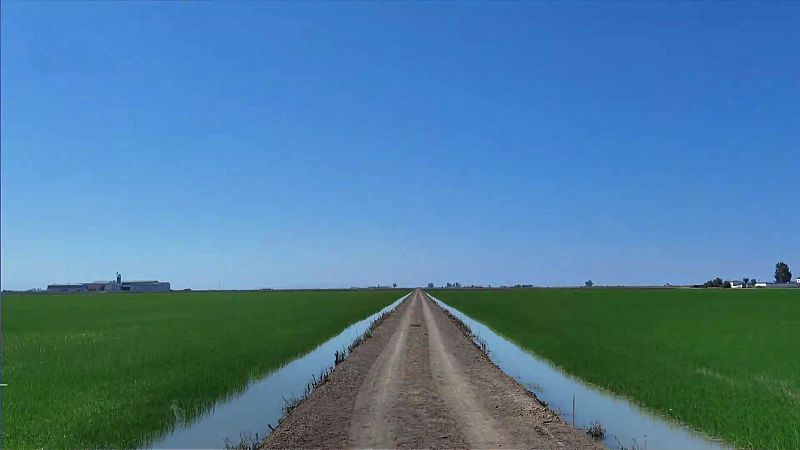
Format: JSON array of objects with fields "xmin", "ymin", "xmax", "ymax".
[
  {"xmin": 151, "ymin": 293, "xmax": 409, "ymax": 448},
  {"xmin": 1, "ymin": 290, "xmax": 402, "ymax": 449},
  {"xmin": 430, "ymin": 294, "xmax": 729, "ymax": 450},
  {"xmin": 435, "ymin": 288, "xmax": 800, "ymax": 449},
  {"xmin": 7, "ymin": 288, "xmax": 796, "ymax": 449}
]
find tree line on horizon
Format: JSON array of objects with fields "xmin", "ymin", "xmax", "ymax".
[{"xmin": 696, "ymin": 261, "xmax": 793, "ymax": 288}]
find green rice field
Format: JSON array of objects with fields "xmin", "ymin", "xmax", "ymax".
[
  {"xmin": 1, "ymin": 289, "xmax": 401, "ymax": 449},
  {"xmin": 435, "ymin": 288, "xmax": 800, "ymax": 449}
]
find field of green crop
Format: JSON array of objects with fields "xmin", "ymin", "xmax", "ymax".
[
  {"xmin": 435, "ymin": 288, "xmax": 800, "ymax": 450},
  {"xmin": 1, "ymin": 289, "xmax": 402, "ymax": 449}
]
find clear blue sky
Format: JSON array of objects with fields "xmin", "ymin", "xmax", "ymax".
[{"xmin": 2, "ymin": 2, "xmax": 798, "ymax": 290}]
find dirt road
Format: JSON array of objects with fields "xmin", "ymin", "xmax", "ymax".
[{"xmin": 262, "ymin": 290, "xmax": 600, "ymax": 449}]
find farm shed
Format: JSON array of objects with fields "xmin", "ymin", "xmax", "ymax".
[
  {"xmin": 123, "ymin": 281, "xmax": 170, "ymax": 292},
  {"xmin": 85, "ymin": 282, "xmax": 116, "ymax": 292},
  {"xmin": 46, "ymin": 284, "xmax": 87, "ymax": 293}
]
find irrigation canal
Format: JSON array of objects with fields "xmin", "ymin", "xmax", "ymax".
[
  {"xmin": 149, "ymin": 291, "xmax": 729, "ymax": 449},
  {"xmin": 429, "ymin": 294, "xmax": 729, "ymax": 450},
  {"xmin": 149, "ymin": 293, "xmax": 410, "ymax": 448}
]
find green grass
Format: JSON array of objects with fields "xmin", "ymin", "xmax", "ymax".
[
  {"xmin": 1, "ymin": 289, "xmax": 402, "ymax": 449},
  {"xmin": 435, "ymin": 288, "xmax": 800, "ymax": 449}
]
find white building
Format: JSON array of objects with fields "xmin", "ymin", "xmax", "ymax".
[
  {"xmin": 45, "ymin": 273, "xmax": 170, "ymax": 293},
  {"xmin": 123, "ymin": 281, "xmax": 171, "ymax": 292},
  {"xmin": 755, "ymin": 282, "xmax": 768, "ymax": 288},
  {"xmin": 46, "ymin": 283, "xmax": 88, "ymax": 293}
]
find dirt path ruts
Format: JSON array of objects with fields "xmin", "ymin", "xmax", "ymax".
[
  {"xmin": 420, "ymin": 295, "xmax": 511, "ymax": 448},
  {"xmin": 262, "ymin": 290, "xmax": 601, "ymax": 449},
  {"xmin": 348, "ymin": 291, "xmax": 414, "ymax": 446}
]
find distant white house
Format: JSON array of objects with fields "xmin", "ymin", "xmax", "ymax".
[
  {"xmin": 797, "ymin": 277, "xmax": 800, "ymax": 285},
  {"xmin": 755, "ymin": 282, "xmax": 768, "ymax": 288},
  {"xmin": 730, "ymin": 281, "xmax": 744, "ymax": 288}
]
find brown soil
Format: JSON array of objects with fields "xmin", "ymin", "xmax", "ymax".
[{"xmin": 262, "ymin": 289, "xmax": 602, "ymax": 449}]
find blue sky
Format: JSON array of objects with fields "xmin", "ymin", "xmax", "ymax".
[{"xmin": 2, "ymin": 2, "xmax": 798, "ymax": 290}]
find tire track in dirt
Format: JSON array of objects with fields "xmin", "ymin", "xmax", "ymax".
[
  {"xmin": 349, "ymin": 291, "xmax": 467, "ymax": 448},
  {"xmin": 348, "ymin": 292, "xmax": 414, "ymax": 446},
  {"xmin": 420, "ymin": 293, "xmax": 512, "ymax": 448}
]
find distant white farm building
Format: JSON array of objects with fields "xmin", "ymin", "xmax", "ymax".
[
  {"xmin": 754, "ymin": 281, "xmax": 799, "ymax": 288},
  {"xmin": 46, "ymin": 283, "xmax": 88, "ymax": 293},
  {"xmin": 123, "ymin": 280, "xmax": 170, "ymax": 292},
  {"xmin": 86, "ymin": 282, "xmax": 115, "ymax": 292},
  {"xmin": 46, "ymin": 273, "xmax": 170, "ymax": 293}
]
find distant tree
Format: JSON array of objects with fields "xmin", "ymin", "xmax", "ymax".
[
  {"xmin": 775, "ymin": 262, "xmax": 792, "ymax": 284},
  {"xmin": 749, "ymin": 278, "xmax": 757, "ymax": 287},
  {"xmin": 427, "ymin": 282, "xmax": 434, "ymax": 289},
  {"xmin": 393, "ymin": 283, "xmax": 397, "ymax": 289},
  {"xmin": 585, "ymin": 280, "xmax": 594, "ymax": 287},
  {"xmin": 702, "ymin": 277, "xmax": 724, "ymax": 288},
  {"xmin": 446, "ymin": 282, "xmax": 452, "ymax": 288},
  {"xmin": 455, "ymin": 282, "xmax": 461, "ymax": 288},
  {"xmin": 723, "ymin": 281, "xmax": 732, "ymax": 289},
  {"xmin": 743, "ymin": 278, "xmax": 749, "ymax": 288}
]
